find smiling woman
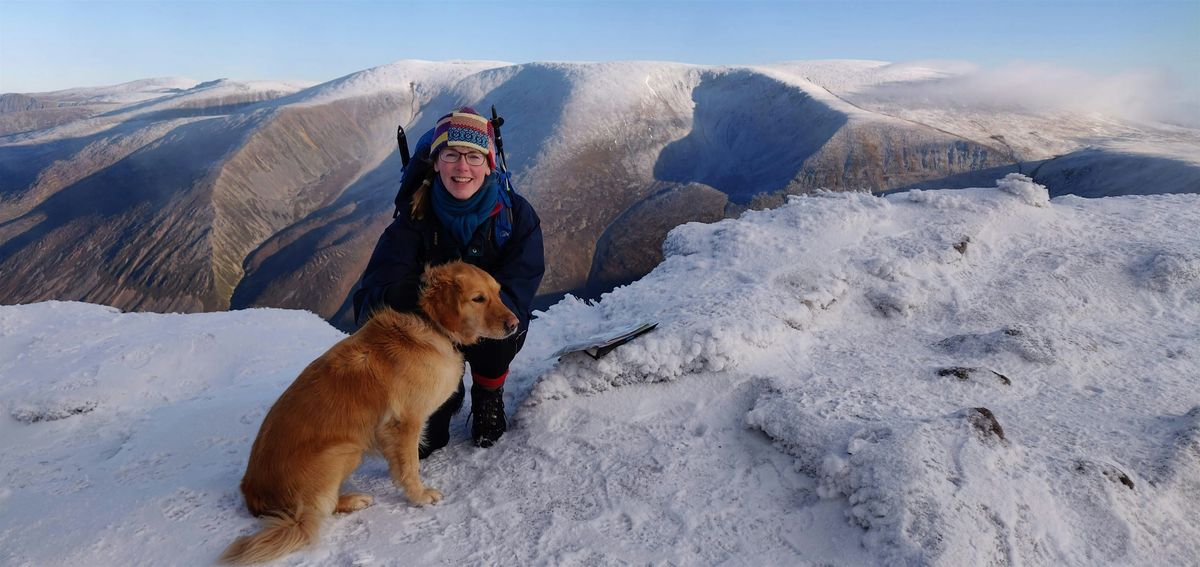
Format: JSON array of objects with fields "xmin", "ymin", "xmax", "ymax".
[
  {"xmin": 431, "ymin": 110, "xmax": 495, "ymax": 200},
  {"xmin": 353, "ymin": 106, "xmax": 546, "ymax": 455}
]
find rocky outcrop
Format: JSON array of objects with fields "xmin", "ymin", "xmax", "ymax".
[
  {"xmin": 588, "ymin": 182, "xmax": 728, "ymax": 295},
  {"xmin": 0, "ymin": 93, "xmax": 45, "ymax": 113}
]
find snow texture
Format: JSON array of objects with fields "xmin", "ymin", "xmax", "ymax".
[
  {"xmin": 288, "ymin": 60, "xmax": 511, "ymax": 107},
  {"xmin": 29, "ymin": 77, "xmax": 202, "ymax": 104},
  {"xmin": 2, "ymin": 178, "xmax": 1199, "ymax": 565}
]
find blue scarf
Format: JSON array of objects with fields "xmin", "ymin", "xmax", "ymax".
[{"xmin": 431, "ymin": 173, "xmax": 500, "ymax": 247}]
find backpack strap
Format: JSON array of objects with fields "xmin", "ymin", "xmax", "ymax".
[{"xmin": 493, "ymin": 180, "xmax": 514, "ymax": 247}]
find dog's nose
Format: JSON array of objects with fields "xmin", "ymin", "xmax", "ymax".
[{"xmin": 504, "ymin": 315, "xmax": 518, "ymax": 335}]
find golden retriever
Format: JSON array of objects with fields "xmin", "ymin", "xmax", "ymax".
[{"xmin": 220, "ymin": 261, "xmax": 518, "ymax": 564}]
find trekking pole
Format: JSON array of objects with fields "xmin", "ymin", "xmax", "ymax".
[
  {"xmin": 490, "ymin": 106, "xmax": 515, "ymax": 192},
  {"xmin": 396, "ymin": 125, "xmax": 410, "ymax": 168}
]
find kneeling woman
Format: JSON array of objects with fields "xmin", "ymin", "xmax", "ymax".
[{"xmin": 354, "ymin": 107, "xmax": 545, "ymax": 454}]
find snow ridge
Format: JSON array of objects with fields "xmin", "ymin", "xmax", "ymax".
[{"xmin": 525, "ymin": 175, "xmax": 1200, "ymax": 564}]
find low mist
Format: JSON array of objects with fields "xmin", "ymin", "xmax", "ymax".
[{"xmin": 860, "ymin": 61, "xmax": 1200, "ymax": 128}]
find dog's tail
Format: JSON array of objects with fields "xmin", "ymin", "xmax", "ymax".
[{"xmin": 219, "ymin": 504, "xmax": 322, "ymax": 564}]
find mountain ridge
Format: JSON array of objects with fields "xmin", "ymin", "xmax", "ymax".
[{"xmin": 2, "ymin": 59, "xmax": 1196, "ymax": 328}]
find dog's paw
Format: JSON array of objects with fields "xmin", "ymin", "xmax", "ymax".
[
  {"xmin": 336, "ymin": 492, "xmax": 374, "ymax": 514},
  {"xmin": 407, "ymin": 487, "xmax": 443, "ymax": 506}
]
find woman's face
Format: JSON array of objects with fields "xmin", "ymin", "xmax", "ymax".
[{"xmin": 434, "ymin": 147, "xmax": 491, "ymax": 200}]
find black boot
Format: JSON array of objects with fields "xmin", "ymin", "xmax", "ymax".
[
  {"xmin": 469, "ymin": 384, "xmax": 507, "ymax": 448},
  {"xmin": 419, "ymin": 381, "xmax": 464, "ymax": 459}
]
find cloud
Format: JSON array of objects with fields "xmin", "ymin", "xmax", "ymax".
[{"xmin": 861, "ymin": 61, "xmax": 1200, "ymax": 128}]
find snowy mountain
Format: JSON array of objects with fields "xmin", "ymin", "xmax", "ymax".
[
  {"xmin": 1, "ymin": 60, "xmax": 1197, "ymax": 331},
  {"xmin": 2, "ymin": 176, "xmax": 1197, "ymax": 565}
]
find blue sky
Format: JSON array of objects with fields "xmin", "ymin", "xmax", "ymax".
[{"xmin": 1, "ymin": 0, "xmax": 1197, "ymax": 93}]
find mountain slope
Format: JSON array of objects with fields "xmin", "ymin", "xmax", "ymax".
[{"xmin": 2, "ymin": 60, "xmax": 1197, "ymax": 328}]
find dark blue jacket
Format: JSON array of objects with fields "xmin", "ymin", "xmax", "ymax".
[{"xmin": 354, "ymin": 190, "xmax": 545, "ymax": 333}]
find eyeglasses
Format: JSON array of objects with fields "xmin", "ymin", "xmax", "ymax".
[{"xmin": 438, "ymin": 150, "xmax": 486, "ymax": 166}]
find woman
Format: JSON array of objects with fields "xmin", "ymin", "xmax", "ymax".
[{"xmin": 354, "ymin": 106, "xmax": 545, "ymax": 455}]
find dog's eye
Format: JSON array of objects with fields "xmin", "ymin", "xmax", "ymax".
[{"xmin": 472, "ymin": 295, "xmax": 486, "ymax": 303}]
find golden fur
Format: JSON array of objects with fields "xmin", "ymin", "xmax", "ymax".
[{"xmin": 220, "ymin": 261, "xmax": 518, "ymax": 564}]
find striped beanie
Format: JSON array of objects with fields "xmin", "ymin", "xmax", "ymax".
[{"xmin": 430, "ymin": 106, "xmax": 496, "ymax": 170}]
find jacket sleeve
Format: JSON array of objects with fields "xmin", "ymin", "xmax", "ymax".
[
  {"xmin": 492, "ymin": 196, "xmax": 545, "ymax": 328},
  {"xmin": 355, "ymin": 215, "xmax": 425, "ymax": 324}
]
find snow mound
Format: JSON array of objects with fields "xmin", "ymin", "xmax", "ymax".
[
  {"xmin": 521, "ymin": 177, "xmax": 1200, "ymax": 564},
  {"xmin": 0, "ymin": 302, "xmax": 346, "ymax": 565},
  {"xmin": 996, "ymin": 172, "xmax": 1051, "ymax": 207},
  {"xmin": 1135, "ymin": 251, "xmax": 1200, "ymax": 294},
  {"xmin": 935, "ymin": 326, "xmax": 1058, "ymax": 364},
  {"xmin": 529, "ymin": 192, "xmax": 880, "ymax": 401},
  {"xmin": 0, "ymin": 302, "xmax": 343, "ymax": 422},
  {"xmin": 531, "ymin": 177, "xmax": 1061, "ymax": 402}
]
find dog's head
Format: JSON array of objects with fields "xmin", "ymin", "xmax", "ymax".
[{"xmin": 419, "ymin": 261, "xmax": 519, "ymax": 345}]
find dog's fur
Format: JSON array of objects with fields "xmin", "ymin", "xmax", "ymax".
[{"xmin": 220, "ymin": 261, "xmax": 518, "ymax": 564}]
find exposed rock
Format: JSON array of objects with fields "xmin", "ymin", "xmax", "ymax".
[
  {"xmin": 938, "ymin": 366, "xmax": 972, "ymax": 380},
  {"xmin": 953, "ymin": 236, "xmax": 970, "ymax": 255},
  {"xmin": 965, "ymin": 407, "xmax": 1006, "ymax": 442},
  {"xmin": 1074, "ymin": 460, "xmax": 1135, "ymax": 490},
  {"xmin": 0, "ymin": 93, "xmax": 45, "ymax": 113},
  {"xmin": 587, "ymin": 181, "xmax": 728, "ymax": 295},
  {"xmin": 0, "ymin": 106, "xmax": 94, "ymax": 137},
  {"xmin": 937, "ymin": 366, "xmax": 1012, "ymax": 385},
  {"xmin": 866, "ymin": 284, "xmax": 924, "ymax": 318},
  {"xmin": 11, "ymin": 400, "xmax": 98, "ymax": 424}
]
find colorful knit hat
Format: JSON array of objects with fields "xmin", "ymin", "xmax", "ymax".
[{"xmin": 430, "ymin": 106, "xmax": 496, "ymax": 170}]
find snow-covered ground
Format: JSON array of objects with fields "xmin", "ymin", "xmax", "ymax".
[{"xmin": 2, "ymin": 176, "xmax": 1198, "ymax": 565}]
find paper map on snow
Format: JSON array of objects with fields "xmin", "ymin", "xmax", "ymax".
[{"xmin": 551, "ymin": 321, "xmax": 658, "ymax": 360}]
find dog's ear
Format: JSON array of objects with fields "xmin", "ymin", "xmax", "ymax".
[
  {"xmin": 420, "ymin": 263, "xmax": 472, "ymax": 343},
  {"xmin": 418, "ymin": 262, "xmax": 440, "ymax": 290},
  {"xmin": 452, "ymin": 271, "xmax": 477, "ymax": 297}
]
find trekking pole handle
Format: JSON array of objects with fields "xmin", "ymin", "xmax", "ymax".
[
  {"xmin": 490, "ymin": 105, "xmax": 510, "ymax": 174},
  {"xmin": 396, "ymin": 125, "xmax": 411, "ymax": 168}
]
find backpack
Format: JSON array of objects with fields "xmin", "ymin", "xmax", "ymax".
[{"xmin": 391, "ymin": 126, "xmax": 434, "ymax": 219}]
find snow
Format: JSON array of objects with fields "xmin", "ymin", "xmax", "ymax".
[
  {"xmin": 3, "ymin": 78, "xmax": 312, "ymax": 146},
  {"xmin": 551, "ymin": 61, "xmax": 701, "ymax": 137},
  {"xmin": 24, "ymin": 77, "xmax": 201, "ymax": 104},
  {"xmin": 3, "ymin": 178, "xmax": 1199, "ymax": 564},
  {"xmin": 762, "ymin": 59, "xmax": 972, "ymax": 95},
  {"xmin": 140, "ymin": 78, "xmax": 315, "ymax": 108},
  {"xmin": 287, "ymin": 59, "xmax": 511, "ymax": 107}
]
